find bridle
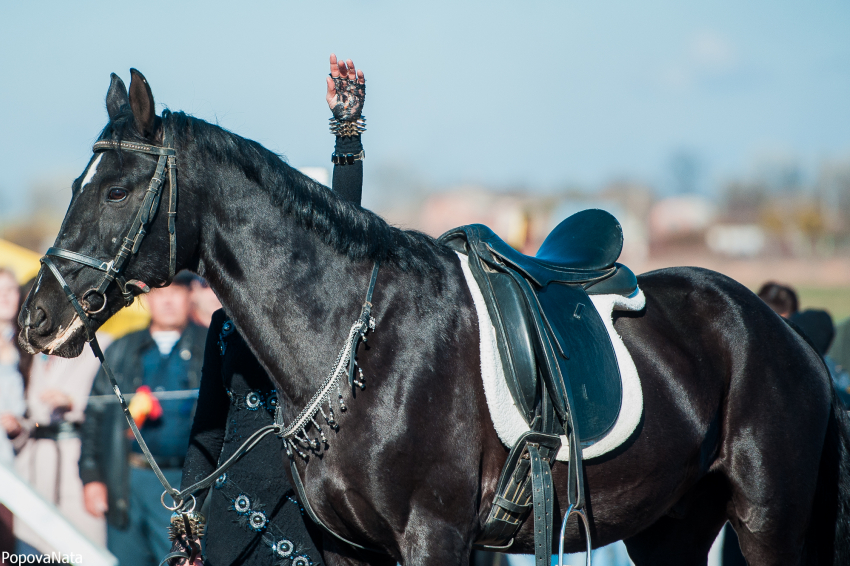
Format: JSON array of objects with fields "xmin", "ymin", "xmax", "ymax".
[
  {"xmin": 37, "ymin": 116, "xmax": 187, "ymax": 509},
  {"xmin": 41, "ymin": 122, "xmax": 178, "ymax": 322}
]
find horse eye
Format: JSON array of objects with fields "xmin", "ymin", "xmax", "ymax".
[{"xmin": 107, "ymin": 187, "xmax": 128, "ymax": 202}]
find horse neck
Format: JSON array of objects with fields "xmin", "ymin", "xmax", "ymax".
[{"xmin": 189, "ymin": 151, "xmax": 372, "ymax": 404}]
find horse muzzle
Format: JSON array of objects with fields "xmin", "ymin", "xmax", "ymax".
[{"xmin": 18, "ymin": 296, "xmax": 87, "ymax": 358}]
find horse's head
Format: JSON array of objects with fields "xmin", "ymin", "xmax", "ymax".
[{"xmin": 20, "ymin": 70, "xmax": 191, "ymax": 357}]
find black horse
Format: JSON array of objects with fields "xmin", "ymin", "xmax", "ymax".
[{"xmin": 20, "ymin": 70, "xmax": 850, "ymax": 565}]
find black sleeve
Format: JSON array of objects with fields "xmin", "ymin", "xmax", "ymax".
[
  {"xmin": 180, "ymin": 310, "xmax": 230, "ymax": 507},
  {"xmin": 331, "ymin": 135, "xmax": 363, "ymax": 205}
]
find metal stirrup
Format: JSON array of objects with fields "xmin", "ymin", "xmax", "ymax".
[{"xmin": 558, "ymin": 503, "xmax": 592, "ymax": 566}]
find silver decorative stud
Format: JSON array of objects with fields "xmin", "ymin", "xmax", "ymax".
[
  {"xmin": 234, "ymin": 494, "xmax": 251, "ymax": 514},
  {"xmin": 246, "ymin": 391, "xmax": 262, "ymax": 410},
  {"xmin": 248, "ymin": 510, "xmax": 267, "ymax": 531},
  {"xmin": 273, "ymin": 539, "xmax": 294, "ymax": 558},
  {"xmin": 266, "ymin": 393, "xmax": 278, "ymax": 411}
]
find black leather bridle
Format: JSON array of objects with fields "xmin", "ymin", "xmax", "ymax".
[
  {"xmin": 36, "ymin": 122, "xmax": 188, "ymax": 509},
  {"xmin": 41, "ymin": 128, "xmax": 178, "ymax": 318}
]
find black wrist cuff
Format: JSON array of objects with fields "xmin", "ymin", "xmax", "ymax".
[{"xmin": 331, "ymin": 150, "xmax": 365, "ymax": 166}]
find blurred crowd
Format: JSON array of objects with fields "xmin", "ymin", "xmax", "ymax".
[
  {"xmin": 0, "ymin": 269, "xmax": 220, "ymax": 564},
  {"xmin": 1, "ymin": 265, "xmax": 849, "ymax": 566}
]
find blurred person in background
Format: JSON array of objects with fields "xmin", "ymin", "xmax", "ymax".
[
  {"xmin": 12, "ymin": 307, "xmax": 111, "ymax": 547},
  {"xmin": 0, "ymin": 269, "xmax": 29, "ymax": 462},
  {"xmin": 757, "ymin": 282, "xmax": 798, "ymax": 319},
  {"xmin": 80, "ymin": 272, "xmax": 206, "ymax": 566},
  {"xmin": 790, "ymin": 309, "xmax": 850, "ymax": 408},
  {"xmin": 0, "ymin": 268, "xmax": 27, "ymax": 562},
  {"xmin": 188, "ymin": 277, "xmax": 221, "ymax": 329}
]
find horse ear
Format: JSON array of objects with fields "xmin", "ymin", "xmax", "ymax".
[
  {"xmin": 106, "ymin": 73, "xmax": 129, "ymax": 122},
  {"xmin": 128, "ymin": 68, "xmax": 157, "ymax": 138}
]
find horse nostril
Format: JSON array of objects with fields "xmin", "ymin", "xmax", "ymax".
[{"xmin": 31, "ymin": 307, "xmax": 48, "ymax": 331}]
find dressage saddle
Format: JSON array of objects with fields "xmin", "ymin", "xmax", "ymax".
[{"xmin": 440, "ymin": 209, "xmax": 637, "ymax": 562}]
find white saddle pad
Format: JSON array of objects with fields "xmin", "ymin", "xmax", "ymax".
[{"xmin": 456, "ymin": 252, "xmax": 645, "ymax": 461}]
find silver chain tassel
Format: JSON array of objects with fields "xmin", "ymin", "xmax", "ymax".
[{"xmin": 274, "ymin": 313, "xmax": 376, "ymax": 457}]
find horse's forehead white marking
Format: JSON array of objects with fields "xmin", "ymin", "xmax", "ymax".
[{"xmin": 80, "ymin": 153, "xmax": 104, "ymax": 193}]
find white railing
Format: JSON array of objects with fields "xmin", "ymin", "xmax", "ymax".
[{"xmin": 0, "ymin": 463, "xmax": 116, "ymax": 566}]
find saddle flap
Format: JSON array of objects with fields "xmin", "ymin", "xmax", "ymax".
[{"xmin": 535, "ymin": 283, "xmax": 622, "ymax": 442}]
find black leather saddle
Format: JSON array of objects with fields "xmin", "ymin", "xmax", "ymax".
[
  {"xmin": 441, "ymin": 209, "xmax": 635, "ymax": 441},
  {"xmin": 440, "ymin": 209, "xmax": 637, "ymax": 554}
]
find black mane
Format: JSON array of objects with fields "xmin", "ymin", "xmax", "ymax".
[{"xmin": 101, "ymin": 109, "xmax": 450, "ymax": 273}]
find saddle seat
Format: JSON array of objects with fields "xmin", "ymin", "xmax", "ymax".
[{"xmin": 470, "ymin": 209, "xmax": 638, "ymax": 296}]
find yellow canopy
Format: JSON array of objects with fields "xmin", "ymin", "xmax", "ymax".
[
  {"xmin": 0, "ymin": 238, "xmax": 41, "ymax": 284},
  {"xmin": 0, "ymin": 238, "xmax": 150, "ymax": 339}
]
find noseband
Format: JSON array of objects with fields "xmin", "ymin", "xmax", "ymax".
[{"xmin": 41, "ymin": 125, "xmax": 178, "ymax": 330}]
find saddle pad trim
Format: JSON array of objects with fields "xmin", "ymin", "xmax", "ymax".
[{"xmin": 457, "ymin": 251, "xmax": 645, "ymax": 461}]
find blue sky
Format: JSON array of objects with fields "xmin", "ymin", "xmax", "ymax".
[{"xmin": 1, "ymin": 1, "xmax": 848, "ymax": 214}]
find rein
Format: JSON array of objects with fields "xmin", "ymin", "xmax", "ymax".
[{"xmin": 38, "ymin": 118, "xmax": 387, "ymax": 556}]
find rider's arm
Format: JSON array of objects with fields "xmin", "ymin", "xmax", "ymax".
[
  {"xmin": 326, "ymin": 54, "xmax": 365, "ymax": 206},
  {"xmin": 332, "ymin": 135, "xmax": 363, "ymax": 205}
]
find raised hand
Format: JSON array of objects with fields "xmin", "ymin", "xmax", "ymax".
[{"xmin": 325, "ymin": 53, "xmax": 365, "ymax": 122}]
